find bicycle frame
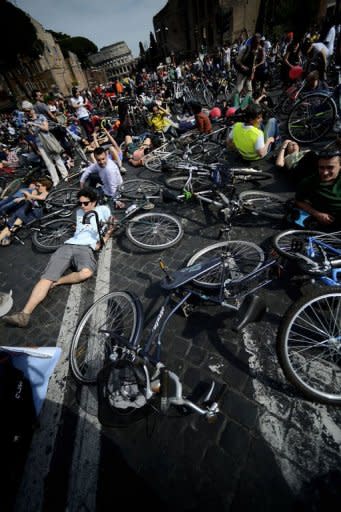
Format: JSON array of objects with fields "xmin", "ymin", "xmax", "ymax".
[{"xmin": 299, "ymin": 234, "xmax": 341, "ymax": 285}]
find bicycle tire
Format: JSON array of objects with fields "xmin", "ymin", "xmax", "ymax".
[
  {"xmin": 186, "ymin": 240, "xmax": 265, "ymax": 288},
  {"xmin": 31, "ymin": 218, "xmax": 76, "ymax": 253},
  {"xmin": 189, "ymin": 141, "xmax": 224, "ymax": 164},
  {"xmin": 238, "ymin": 190, "xmax": 288, "ymax": 220},
  {"xmin": 119, "ymin": 179, "xmax": 161, "ymax": 199},
  {"xmin": 70, "ymin": 291, "xmax": 143, "ymax": 384},
  {"xmin": 272, "ymin": 229, "xmax": 331, "ymax": 261},
  {"xmin": 72, "ymin": 142, "xmax": 89, "ymax": 164},
  {"xmin": 46, "ymin": 187, "xmax": 79, "ymax": 208},
  {"xmin": 126, "ymin": 212, "xmax": 184, "ymax": 250},
  {"xmin": 287, "ymin": 93, "xmax": 336, "ymax": 143},
  {"xmin": 0, "ymin": 178, "xmax": 23, "ymax": 199},
  {"xmin": 164, "ymin": 174, "xmax": 211, "ymax": 192},
  {"xmin": 277, "ymin": 287, "xmax": 341, "ymax": 404},
  {"xmin": 144, "ymin": 153, "xmax": 182, "ymax": 173}
]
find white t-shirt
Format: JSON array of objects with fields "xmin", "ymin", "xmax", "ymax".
[
  {"xmin": 65, "ymin": 205, "xmax": 111, "ymax": 250},
  {"xmin": 70, "ymin": 95, "xmax": 89, "ymax": 120}
]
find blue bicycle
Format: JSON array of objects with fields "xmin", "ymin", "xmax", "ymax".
[{"xmin": 273, "ymin": 229, "xmax": 341, "ymax": 404}]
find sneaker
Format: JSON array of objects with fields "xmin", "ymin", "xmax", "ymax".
[
  {"xmin": 3, "ymin": 311, "xmax": 31, "ymax": 327},
  {"xmin": 120, "ymin": 166, "xmax": 127, "ymax": 174}
]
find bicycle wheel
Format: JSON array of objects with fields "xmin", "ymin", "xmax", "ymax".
[
  {"xmin": 164, "ymin": 174, "xmax": 211, "ymax": 192},
  {"xmin": 126, "ymin": 212, "xmax": 184, "ymax": 250},
  {"xmin": 46, "ymin": 187, "xmax": 79, "ymax": 208},
  {"xmin": 189, "ymin": 142, "xmax": 224, "ymax": 163},
  {"xmin": 31, "ymin": 218, "xmax": 76, "ymax": 252},
  {"xmin": 277, "ymin": 287, "xmax": 341, "ymax": 404},
  {"xmin": 0, "ymin": 178, "xmax": 22, "ymax": 199},
  {"xmin": 272, "ymin": 229, "xmax": 330, "ymax": 261},
  {"xmin": 72, "ymin": 142, "xmax": 89, "ymax": 164},
  {"xmin": 187, "ymin": 240, "xmax": 265, "ymax": 288},
  {"xmin": 287, "ymin": 93, "xmax": 336, "ymax": 143},
  {"xmin": 70, "ymin": 291, "xmax": 142, "ymax": 384},
  {"xmin": 119, "ymin": 179, "xmax": 160, "ymax": 199},
  {"xmin": 239, "ymin": 190, "xmax": 288, "ymax": 220}
]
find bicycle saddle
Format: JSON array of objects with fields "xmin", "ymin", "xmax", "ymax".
[{"xmin": 160, "ymin": 257, "xmax": 221, "ymax": 290}]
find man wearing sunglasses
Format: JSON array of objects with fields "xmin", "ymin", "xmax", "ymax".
[{"xmin": 3, "ymin": 187, "xmax": 113, "ymax": 327}]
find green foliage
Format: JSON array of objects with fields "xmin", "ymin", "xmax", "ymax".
[
  {"xmin": 0, "ymin": 1, "xmax": 41, "ymax": 71},
  {"xmin": 56, "ymin": 36, "xmax": 98, "ymax": 67}
]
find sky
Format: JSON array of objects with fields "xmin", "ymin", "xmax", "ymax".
[{"xmin": 13, "ymin": 0, "xmax": 168, "ymax": 57}]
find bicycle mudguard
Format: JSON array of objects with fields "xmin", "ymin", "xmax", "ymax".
[
  {"xmin": 160, "ymin": 257, "xmax": 222, "ymax": 290},
  {"xmin": 231, "ymin": 294, "xmax": 268, "ymax": 332}
]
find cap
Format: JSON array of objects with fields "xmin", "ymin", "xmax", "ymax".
[
  {"xmin": 0, "ymin": 290, "xmax": 13, "ymax": 317},
  {"xmin": 22, "ymin": 100, "xmax": 33, "ymax": 111}
]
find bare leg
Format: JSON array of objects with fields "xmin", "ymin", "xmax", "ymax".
[
  {"xmin": 52, "ymin": 268, "xmax": 93, "ymax": 287},
  {"xmin": 23, "ymin": 278, "xmax": 54, "ymax": 314}
]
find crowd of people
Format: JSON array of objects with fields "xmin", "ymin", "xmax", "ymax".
[{"xmin": 1, "ymin": 17, "xmax": 341, "ymax": 327}]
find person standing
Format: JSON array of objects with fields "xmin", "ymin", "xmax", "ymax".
[
  {"xmin": 21, "ymin": 100, "xmax": 68, "ymax": 186},
  {"xmin": 70, "ymin": 87, "xmax": 94, "ymax": 140}
]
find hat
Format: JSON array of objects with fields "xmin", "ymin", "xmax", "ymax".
[
  {"xmin": 0, "ymin": 290, "xmax": 13, "ymax": 317},
  {"xmin": 22, "ymin": 100, "xmax": 33, "ymax": 111}
]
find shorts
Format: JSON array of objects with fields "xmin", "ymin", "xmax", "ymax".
[
  {"xmin": 41, "ymin": 244, "xmax": 97, "ymax": 281},
  {"xmin": 126, "ymin": 142, "xmax": 140, "ymax": 157}
]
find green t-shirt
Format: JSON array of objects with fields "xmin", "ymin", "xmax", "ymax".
[{"xmin": 296, "ymin": 173, "xmax": 341, "ymax": 224}]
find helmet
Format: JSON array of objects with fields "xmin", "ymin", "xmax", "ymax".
[
  {"xmin": 289, "ymin": 65, "xmax": 303, "ymax": 81},
  {"xmin": 209, "ymin": 107, "xmax": 221, "ymax": 119},
  {"xmin": 225, "ymin": 107, "xmax": 237, "ymax": 117}
]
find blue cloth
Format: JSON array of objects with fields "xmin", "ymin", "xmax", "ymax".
[{"xmin": 0, "ymin": 346, "xmax": 62, "ymax": 416}]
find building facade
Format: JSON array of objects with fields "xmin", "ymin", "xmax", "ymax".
[
  {"xmin": 88, "ymin": 42, "xmax": 135, "ymax": 82},
  {"xmin": 153, "ymin": 0, "xmax": 337, "ymax": 58},
  {"xmin": 153, "ymin": 0, "xmax": 261, "ymax": 58},
  {"xmin": 0, "ymin": 16, "xmax": 88, "ymax": 106}
]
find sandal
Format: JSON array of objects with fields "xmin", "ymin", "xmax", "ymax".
[{"xmin": 1, "ymin": 236, "xmax": 11, "ymax": 247}]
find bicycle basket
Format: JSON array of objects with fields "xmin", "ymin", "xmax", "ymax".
[
  {"xmin": 210, "ymin": 163, "xmax": 232, "ymax": 188},
  {"xmin": 97, "ymin": 359, "xmax": 153, "ymax": 427}
]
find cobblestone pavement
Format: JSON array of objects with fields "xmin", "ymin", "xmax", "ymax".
[{"xmin": 1, "ymin": 149, "xmax": 341, "ymax": 511}]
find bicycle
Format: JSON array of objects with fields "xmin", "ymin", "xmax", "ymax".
[
  {"xmin": 162, "ymin": 161, "xmax": 273, "ymax": 193},
  {"xmin": 277, "ymin": 286, "xmax": 341, "ymax": 405},
  {"xmin": 0, "ymin": 192, "xmax": 78, "ymax": 252},
  {"xmin": 272, "ymin": 229, "xmax": 341, "ymax": 285},
  {"xmin": 69, "ymin": 250, "xmax": 275, "ymax": 424},
  {"xmin": 286, "ymin": 67, "xmax": 341, "ymax": 143}
]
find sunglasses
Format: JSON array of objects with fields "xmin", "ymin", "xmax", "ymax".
[{"xmin": 78, "ymin": 201, "xmax": 91, "ymax": 206}]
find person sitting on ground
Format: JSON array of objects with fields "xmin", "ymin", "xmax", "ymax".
[
  {"xmin": 0, "ymin": 144, "xmax": 19, "ymax": 172},
  {"xmin": 87, "ymin": 127, "xmax": 127, "ymax": 174},
  {"xmin": 191, "ymin": 102, "xmax": 212, "ymax": 134},
  {"xmin": 293, "ymin": 149, "xmax": 341, "ymax": 228},
  {"xmin": 80, "ymin": 146, "xmax": 124, "ymax": 210},
  {"xmin": 227, "ymin": 102, "xmax": 279, "ymax": 161},
  {"xmin": 0, "ymin": 180, "xmax": 38, "ymax": 217},
  {"xmin": 148, "ymin": 103, "xmax": 179, "ymax": 139},
  {"xmin": 275, "ymin": 139, "xmax": 318, "ymax": 181},
  {"xmin": 0, "ymin": 177, "xmax": 52, "ymax": 246},
  {"xmin": 124, "ymin": 134, "xmax": 153, "ymax": 167},
  {"xmin": 3, "ymin": 187, "xmax": 114, "ymax": 327}
]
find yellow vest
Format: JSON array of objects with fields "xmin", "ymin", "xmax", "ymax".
[
  {"xmin": 232, "ymin": 122, "xmax": 262, "ymax": 160},
  {"xmin": 148, "ymin": 113, "xmax": 171, "ymax": 132}
]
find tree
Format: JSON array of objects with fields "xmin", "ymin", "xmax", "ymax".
[
  {"xmin": 0, "ymin": 1, "xmax": 43, "ymax": 72},
  {"xmin": 48, "ymin": 31, "xmax": 98, "ymax": 67},
  {"xmin": 139, "ymin": 41, "xmax": 145, "ymax": 57}
]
